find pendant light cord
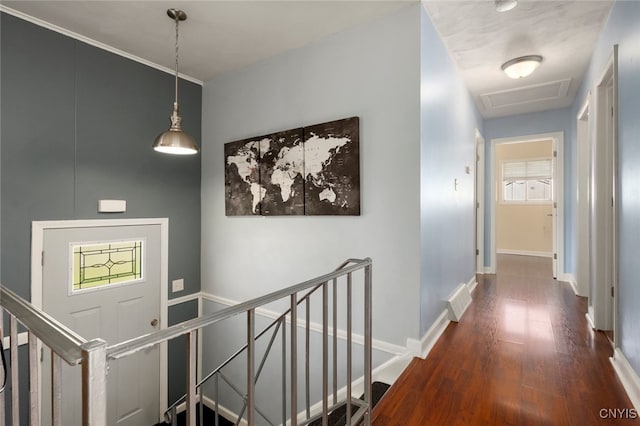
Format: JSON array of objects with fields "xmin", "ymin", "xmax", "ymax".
[{"xmin": 174, "ymin": 13, "xmax": 180, "ymax": 109}]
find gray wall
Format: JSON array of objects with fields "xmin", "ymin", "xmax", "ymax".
[
  {"xmin": 1, "ymin": 12, "xmax": 201, "ymax": 299},
  {"xmin": 1, "ymin": 12, "xmax": 202, "ymax": 418}
]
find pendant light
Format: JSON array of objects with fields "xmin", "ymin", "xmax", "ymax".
[{"xmin": 153, "ymin": 9, "xmax": 199, "ymax": 155}]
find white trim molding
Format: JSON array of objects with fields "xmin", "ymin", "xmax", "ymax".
[
  {"xmin": 467, "ymin": 275, "xmax": 479, "ymax": 294},
  {"xmin": 496, "ymin": 249, "xmax": 552, "ymax": 258},
  {"xmin": 201, "ymin": 292, "xmax": 406, "ymax": 356},
  {"xmin": 0, "ymin": 5, "xmax": 203, "ymax": 85},
  {"xmin": 407, "ymin": 309, "xmax": 450, "ymax": 359},
  {"xmin": 489, "ymin": 132, "xmax": 564, "ymax": 278},
  {"xmin": 560, "ymin": 273, "xmax": 580, "ymax": 296},
  {"xmin": 30, "ymin": 218, "xmax": 170, "ymax": 418},
  {"xmin": 611, "ymin": 348, "xmax": 640, "ymax": 411}
]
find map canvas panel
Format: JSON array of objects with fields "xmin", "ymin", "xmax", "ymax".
[
  {"xmin": 225, "ymin": 136, "xmax": 270, "ymax": 216},
  {"xmin": 304, "ymin": 117, "xmax": 360, "ymax": 215},
  {"xmin": 260, "ymin": 128, "xmax": 305, "ymax": 215}
]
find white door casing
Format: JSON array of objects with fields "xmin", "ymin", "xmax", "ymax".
[
  {"xmin": 576, "ymin": 95, "xmax": 591, "ymax": 298},
  {"xmin": 589, "ymin": 46, "xmax": 618, "ymax": 335},
  {"xmin": 475, "ymin": 129, "xmax": 485, "ymax": 274},
  {"xmin": 31, "ymin": 218, "xmax": 169, "ymax": 423},
  {"xmin": 489, "ymin": 132, "xmax": 564, "ymax": 278}
]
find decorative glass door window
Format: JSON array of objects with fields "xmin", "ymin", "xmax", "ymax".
[
  {"xmin": 71, "ymin": 240, "xmax": 143, "ymax": 292},
  {"xmin": 502, "ymin": 159, "xmax": 552, "ymax": 203}
]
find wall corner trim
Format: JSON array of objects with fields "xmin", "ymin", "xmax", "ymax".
[
  {"xmin": 408, "ymin": 309, "xmax": 450, "ymax": 359},
  {"xmin": 611, "ymin": 348, "xmax": 640, "ymax": 411}
]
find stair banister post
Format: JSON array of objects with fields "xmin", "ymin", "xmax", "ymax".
[
  {"xmin": 290, "ymin": 294, "xmax": 298, "ymax": 426},
  {"xmin": 186, "ymin": 330, "xmax": 197, "ymax": 426},
  {"xmin": 322, "ymin": 282, "xmax": 328, "ymax": 426},
  {"xmin": 363, "ymin": 261, "xmax": 373, "ymax": 426},
  {"xmin": 81, "ymin": 338, "xmax": 107, "ymax": 426},
  {"xmin": 247, "ymin": 309, "xmax": 256, "ymax": 425}
]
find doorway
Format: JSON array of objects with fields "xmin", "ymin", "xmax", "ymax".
[
  {"xmin": 31, "ymin": 218, "xmax": 169, "ymax": 424},
  {"xmin": 489, "ymin": 132, "xmax": 564, "ymax": 279}
]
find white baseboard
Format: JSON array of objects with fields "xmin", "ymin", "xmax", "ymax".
[
  {"xmin": 585, "ymin": 312, "xmax": 596, "ymax": 330},
  {"xmin": 201, "ymin": 291, "xmax": 405, "ymax": 356},
  {"xmin": 467, "ymin": 275, "xmax": 478, "ymax": 293},
  {"xmin": 611, "ymin": 348, "xmax": 640, "ymax": 411},
  {"xmin": 560, "ymin": 273, "xmax": 579, "ymax": 295},
  {"xmin": 496, "ymin": 249, "xmax": 552, "ymax": 258},
  {"xmin": 407, "ymin": 309, "xmax": 450, "ymax": 359}
]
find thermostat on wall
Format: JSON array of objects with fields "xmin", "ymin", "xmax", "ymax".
[{"xmin": 98, "ymin": 199, "xmax": 127, "ymax": 213}]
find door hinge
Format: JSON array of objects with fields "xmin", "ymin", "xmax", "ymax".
[
  {"xmin": 554, "ymin": 202, "xmax": 557, "ymax": 209},
  {"xmin": 612, "ymin": 286, "xmax": 615, "ymax": 298},
  {"xmin": 477, "ymin": 202, "xmax": 480, "ymax": 209},
  {"xmin": 476, "ymin": 249, "xmax": 480, "ymax": 255},
  {"xmin": 554, "ymin": 253, "xmax": 557, "ymax": 260},
  {"xmin": 553, "ymin": 150, "xmax": 557, "ymax": 158},
  {"xmin": 41, "ymin": 251, "xmax": 44, "ymax": 266},
  {"xmin": 477, "ymin": 154, "xmax": 480, "ymax": 162}
]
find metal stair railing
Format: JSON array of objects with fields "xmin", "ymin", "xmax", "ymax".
[
  {"xmin": 110, "ymin": 257, "xmax": 373, "ymax": 426},
  {"xmin": 0, "ymin": 257, "xmax": 372, "ymax": 426},
  {"xmin": 0, "ymin": 285, "xmax": 108, "ymax": 426}
]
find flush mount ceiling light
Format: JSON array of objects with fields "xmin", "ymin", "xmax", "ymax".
[
  {"xmin": 501, "ymin": 55, "xmax": 543, "ymax": 79},
  {"xmin": 494, "ymin": 0, "xmax": 518, "ymax": 12},
  {"xmin": 153, "ymin": 8, "xmax": 199, "ymax": 155}
]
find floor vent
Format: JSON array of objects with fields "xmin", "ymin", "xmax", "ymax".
[{"xmin": 446, "ymin": 283, "xmax": 472, "ymax": 322}]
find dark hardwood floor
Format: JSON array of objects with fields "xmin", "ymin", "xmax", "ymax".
[{"xmin": 373, "ymin": 254, "xmax": 638, "ymax": 425}]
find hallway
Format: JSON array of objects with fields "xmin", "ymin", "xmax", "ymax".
[{"xmin": 373, "ymin": 255, "xmax": 637, "ymax": 425}]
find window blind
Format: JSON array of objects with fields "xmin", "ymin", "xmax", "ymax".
[{"xmin": 503, "ymin": 159, "xmax": 552, "ymax": 180}]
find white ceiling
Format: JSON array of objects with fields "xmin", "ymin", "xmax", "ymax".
[
  {"xmin": 423, "ymin": 0, "xmax": 613, "ymax": 118},
  {"xmin": 2, "ymin": 0, "xmax": 613, "ymax": 118}
]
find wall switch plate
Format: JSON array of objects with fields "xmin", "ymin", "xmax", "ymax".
[{"xmin": 172, "ymin": 278, "xmax": 184, "ymax": 293}]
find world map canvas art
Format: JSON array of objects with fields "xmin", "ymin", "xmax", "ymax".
[{"xmin": 225, "ymin": 117, "xmax": 360, "ymax": 216}]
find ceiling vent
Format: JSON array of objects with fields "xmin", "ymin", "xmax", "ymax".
[{"xmin": 480, "ymin": 78, "xmax": 571, "ymax": 110}]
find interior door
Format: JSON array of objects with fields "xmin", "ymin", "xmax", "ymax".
[{"xmin": 41, "ymin": 224, "xmax": 161, "ymax": 425}]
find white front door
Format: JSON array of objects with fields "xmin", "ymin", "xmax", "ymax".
[{"xmin": 41, "ymin": 224, "xmax": 161, "ymax": 425}]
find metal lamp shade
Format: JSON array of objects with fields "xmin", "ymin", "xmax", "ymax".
[{"xmin": 153, "ymin": 128, "xmax": 199, "ymax": 155}]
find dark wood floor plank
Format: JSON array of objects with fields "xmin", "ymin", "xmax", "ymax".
[{"xmin": 372, "ymin": 254, "xmax": 638, "ymax": 425}]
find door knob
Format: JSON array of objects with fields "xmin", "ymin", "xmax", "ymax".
[{"xmin": 150, "ymin": 319, "xmax": 159, "ymax": 327}]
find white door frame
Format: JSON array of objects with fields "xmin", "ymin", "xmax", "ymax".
[
  {"xmin": 31, "ymin": 218, "xmax": 169, "ymax": 419},
  {"xmin": 589, "ymin": 46, "xmax": 618, "ymax": 336},
  {"xmin": 489, "ymin": 132, "xmax": 564, "ymax": 278},
  {"xmin": 475, "ymin": 128, "xmax": 485, "ymax": 274},
  {"xmin": 576, "ymin": 94, "xmax": 591, "ymax": 298}
]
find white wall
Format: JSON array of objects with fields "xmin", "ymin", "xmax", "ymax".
[{"xmin": 201, "ymin": 5, "xmax": 421, "ymax": 349}]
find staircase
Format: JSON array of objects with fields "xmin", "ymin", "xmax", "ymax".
[{"xmin": 0, "ymin": 258, "xmax": 374, "ymax": 426}]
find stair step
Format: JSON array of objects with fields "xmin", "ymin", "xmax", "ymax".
[
  {"xmin": 309, "ymin": 381, "xmax": 391, "ymax": 426},
  {"xmin": 154, "ymin": 403, "xmax": 233, "ymax": 426}
]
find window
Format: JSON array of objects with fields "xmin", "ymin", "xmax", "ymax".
[
  {"xmin": 502, "ymin": 159, "xmax": 552, "ymax": 203},
  {"xmin": 71, "ymin": 240, "xmax": 143, "ymax": 292}
]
